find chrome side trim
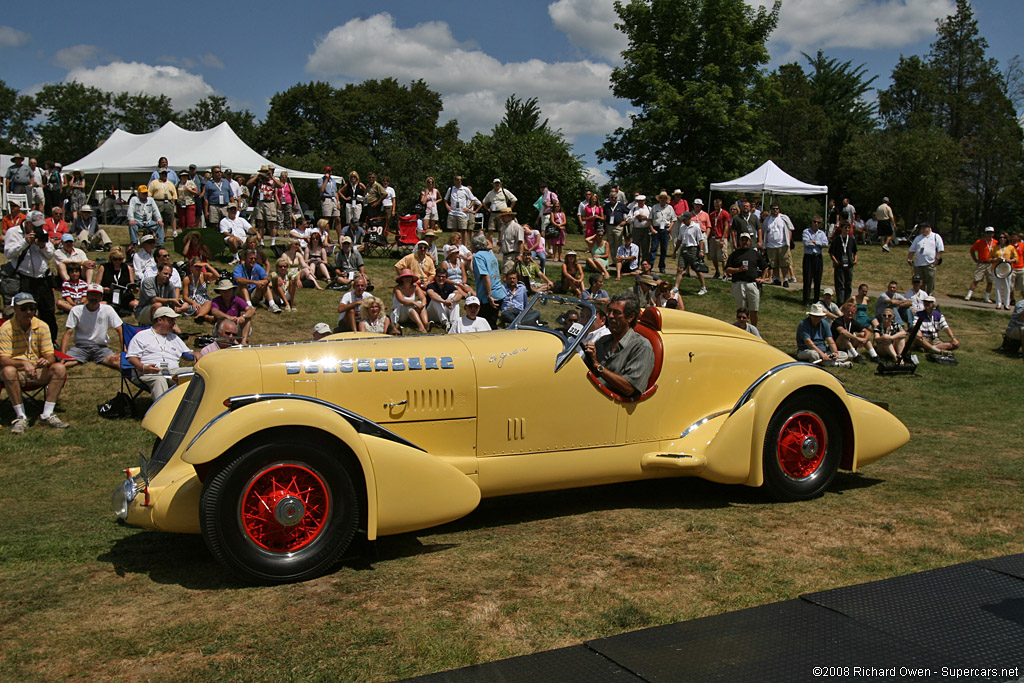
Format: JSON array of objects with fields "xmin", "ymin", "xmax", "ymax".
[
  {"xmin": 186, "ymin": 409, "xmax": 230, "ymax": 451},
  {"xmin": 224, "ymin": 393, "xmax": 425, "ymax": 452},
  {"xmin": 680, "ymin": 410, "xmax": 730, "ymax": 438},
  {"xmin": 730, "ymin": 361, "xmax": 843, "ymax": 415}
]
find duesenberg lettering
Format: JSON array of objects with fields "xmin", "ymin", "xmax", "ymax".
[{"xmin": 286, "ymin": 357, "xmax": 455, "ymax": 375}]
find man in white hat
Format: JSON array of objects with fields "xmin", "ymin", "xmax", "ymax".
[
  {"xmin": 211, "ymin": 278, "xmax": 255, "ymax": 343},
  {"xmin": 912, "ymin": 295, "xmax": 960, "ymax": 354},
  {"xmin": 1, "ymin": 292, "xmax": 70, "ymax": 432},
  {"xmin": 447, "ymin": 295, "xmax": 491, "ymax": 334},
  {"xmin": 497, "ymin": 208, "xmax": 524, "ymax": 265},
  {"xmin": 4, "ymin": 209, "xmax": 59, "ymax": 342},
  {"xmin": 71, "ymin": 204, "xmax": 112, "ymax": 252},
  {"xmin": 61, "ymin": 283, "xmax": 123, "ymax": 369},
  {"xmin": 964, "ymin": 226, "xmax": 997, "ymax": 302},
  {"xmin": 626, "ymin": 194, "xmax": 651, "ymax": 264},
  {"xmin": 219, "ymin": 203, "xmax": 252, "ymax": 265},
  {"xmin": 481, "ymin": 178, "xmax": 517, "ymax": 245},
  {"xmin": 126, "ymin": 306, "xmax": 192, "ymax": 399},
  {"xmin": 394, "ymin": 239, "xmax": 436, "ymax": 286},
  {"xmin": 796, "ymin": 302, "xmax": 847, "ymax": 363},
  {"xmin": 4, "ymin": 152, "xmax": 31, "ymax": 195},
  {"xmin": 312, "ymin": 322, "xmax": 333, "ymax": 340}
]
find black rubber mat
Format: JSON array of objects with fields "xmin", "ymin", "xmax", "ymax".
[
  {"xmin": 976, "ymin": 553, "xmax": 1024, "ymax": 581},
  {"xmin": 803, "ymin": 563, "xmax": 1024, "ymax": 673},
  {"xmin": 585, "ymin": 599, "xmax": 949, "ymax": 682},
  {"xmin": 406, "ymin": 644, "xmax": 640, "ymax": 682}
]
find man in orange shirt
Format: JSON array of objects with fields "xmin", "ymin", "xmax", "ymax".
[
  {"xmin": 1011, "ymin": 233, "xmax": 1024, "ymax": 306},
  {"xmin": 965, "ymin": 226, "xmax": 997, "ymax": 302},
  {"xmin": 2, "ymin": 198, "xmax": 26, "ymax": 235}
]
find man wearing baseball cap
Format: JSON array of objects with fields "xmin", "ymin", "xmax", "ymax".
[
  {"xmin": 4, "ymin": 209, "xmax": 59, "ymax": 342},
  {"xmin": 125, "ymin": 306, "xmax": 192, "ymax": 399},
  {"xmin": 965, "ymin": 226, "xmax": 997, "ymax": 302},
  {"xmin": 1, "ymin": 292, "xmax": 70, "ymax": 432},
  {"xmin": 127, "ymin": 184, "xmax": 165, "ymax": 246},
  {"xmin": 312, "ymin": 322, "xmax": 333, "ymax": 340},
  {"xmin": 447, "ymin": 295, "xmax": 491, "ymax": 334},
  {"xmin": 61, "ymin": 283, "xmax": 123, "ymax": 369},
  {"xmin": 481, "ymin": 178, "xmax": 518, "ymax": 246}
]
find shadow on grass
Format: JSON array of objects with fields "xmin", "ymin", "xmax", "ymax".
[{"xmin": 97, "ymin": 528, "xmax": 237, "ymax": 590}]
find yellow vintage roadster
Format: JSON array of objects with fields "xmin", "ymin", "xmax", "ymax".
[{"xmin": 112, "ymin": 295, "xmax": 908, "ymax": 583}]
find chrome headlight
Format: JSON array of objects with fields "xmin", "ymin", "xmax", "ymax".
[{"xmin": 111, "ymin": 474, "xmax": 145, "ymax": 520}]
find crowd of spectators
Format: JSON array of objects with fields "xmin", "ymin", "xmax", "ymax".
[{"xmin": 5, "ymin": 159, "xmax": 1021, "ymax": 433}]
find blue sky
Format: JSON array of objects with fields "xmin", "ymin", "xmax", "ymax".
[{"xmin": 1, "ymin": 0, "xmax": 1019, "ymax": 184}]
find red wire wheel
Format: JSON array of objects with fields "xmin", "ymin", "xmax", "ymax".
[
  {"xmin": 775, "ymin": 412, "xmax": 828, "ymax": 480},
  {"xmin": 239, "ymin": 463, "xmax": 331, "ymax": 553}
]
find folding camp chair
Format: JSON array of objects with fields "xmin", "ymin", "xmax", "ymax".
[
  {"xmin": 362, "ymin": 217, "xmax": 390, "ymax": 258},
  {"xmin": 0, "ymin": 317, "xmax": 71, "ymax": 408},
  {"xmin": 395, "ymin": 214, "xmax": 420, "ymax": 254},
  {"xmin": 119, "ymin": 323, "xmax": 195, "ymax": 405}
]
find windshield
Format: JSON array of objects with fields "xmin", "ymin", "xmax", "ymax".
[{"xmin": 509, "ymin": 294, "xmax": 597, "ymax": 369}]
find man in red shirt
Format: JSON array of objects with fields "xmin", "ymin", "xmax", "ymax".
[
  {"xmin": 964, "ymin": 226, "xmax": 997, "ymax": 302},
  {"xmin": 43, "ymin": 206, "xmax": 70, "ymax": 244},
  {"xmin": 2, "ymin": 198, "xmax": 25, "ymax": 235},
  {"xmin": 708, "ymin": 198, "xmax": 731, "ymax": 279}
]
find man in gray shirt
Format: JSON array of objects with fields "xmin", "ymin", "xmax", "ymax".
[{"xmin": 582, "ymin": 292, "xmax": 655, "ymax": 398}]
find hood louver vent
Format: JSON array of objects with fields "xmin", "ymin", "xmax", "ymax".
[{"xmin": 407, "ymin": 388, "xmax": 456, "ymax": 413}]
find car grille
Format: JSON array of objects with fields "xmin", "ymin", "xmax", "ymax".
[{"xmin": 147, "ymin": 375, "xmax": 205, "ymax": 479}]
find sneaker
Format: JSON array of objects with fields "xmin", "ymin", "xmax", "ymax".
[
  {"xmin": 228, "ymin": 255, "xmax": 240, "ymax": 265},
  {"xmin": 11, "ymin": 417, "xmax": 28, "ymax": 434},
  {"xmin": 269, "ymin": 301, "xmax": 282, "ymax": 314},
  {"xmin": 984, "ymin": 297, "xmax": 992, "ymax": 303},
  {"xmin": 697, "ymin": 287, "xmax": 707, "ymax": 295},
  {"xmin": 882, "ymin": 244, "xmax": 890, "ymax": 252},
  {"xmin": 38, "ymin": 414, "xmax": 69, "ymax": 429},
  {"xmin": 782, "ymin": 279, "xmax": 789, "ymax": 288},
  {"xmin": 852, "ymin": 354, "xmax": 867, "ymax": 365},
  {"xmin": 964, "ymin": 292, "xmax": 972, "ymax": 301},
  {"xmin": 772, "ymin": 278, "xmax": 782, "ymax": 286}
]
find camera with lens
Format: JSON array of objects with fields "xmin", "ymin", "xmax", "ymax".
[{"xmin": 33, "ymin": 225, "xmax": 47, "ymax": 242}]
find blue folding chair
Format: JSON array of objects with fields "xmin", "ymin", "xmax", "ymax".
[{"xmin": 119, "ymin": 323, "xmax": 196, "ymax": 404}]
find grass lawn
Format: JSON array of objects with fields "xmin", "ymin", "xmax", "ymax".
[{"xmin": 2, "ymin": 228, "xmax": 1022, "ymax": 681}]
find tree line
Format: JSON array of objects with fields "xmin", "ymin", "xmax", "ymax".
[{"xmin": 601, "ymin": 0, "xmax": 1023, "ymax": 240}]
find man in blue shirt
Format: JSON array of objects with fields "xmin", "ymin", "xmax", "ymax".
[
  {"xmin": 796, "ymin": 303, "xmax": 846, "ymax": 363},
  {"xmin": 801, "ymin": 216, "xmax": 829, "ymax": 306},
  {"xmin": 499, "ymin": 267, "xmax": 538, "ymax": 326},
  {"xmin": 204, "ymin": 167, "xmax": 233, "ymax": 228},
  {"xmin": 232, "ymin": 249, "xmax": 275, "ymax": 312},
  {"xmin": 471, "ymin": 233, "xmax": 504, "ymax": 328}
]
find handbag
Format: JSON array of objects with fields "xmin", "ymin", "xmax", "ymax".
[
  {"xmin": 1, "ymin": 263, "xmax": 21, "ymax": 298},
  {"xmin": 693, "ymin": 259, "xmax": 709, "ymax": 274},
  {"xmin": 545, "ymin": 223, "xmax": 560, "ymax": 239}
]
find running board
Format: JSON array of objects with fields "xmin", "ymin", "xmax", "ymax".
[{"xmin": 642, "ymin": 453, "xmax": 707, "ymax": 470}]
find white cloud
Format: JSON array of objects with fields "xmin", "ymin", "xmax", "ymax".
[
  {"xmin": 52, "ymin": 44, "xmax": 113, "ymax": 69},
  {"xmin": 549, "ymin": 0, "xmax": 627, "ymax": 63},
  {"xmin": 65, "ymin": 61, "xmax": 215, "ymax": 108},
  {"xmin": 545, "ymin": 100, "xmax": 629, "ymax": 140},
  {"xmin": 199, "ymin": 53, "xmax": 225, "ymax": 69},
  {"xmin": 306, "ymin": 13, "xmax": 619, "ymax": 137},
  {"xmin": 753, "ymin": 0, "xmax": 954, "ymax": 61},
  {"xmin": 585, "ymin": 165, "xmax": 609, "ymax": 186},
  {"xmin": 0, "ymin": 25, "xmax": 29, "ymax": 48}
]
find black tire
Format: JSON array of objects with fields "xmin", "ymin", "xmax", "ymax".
[
  {"xmin": 762, "ymin": 395, "xmax": 842, "ymax": 501},
  {"xmin": 200, "ymin": 439, "xmax": 359, "ymax": 584}
]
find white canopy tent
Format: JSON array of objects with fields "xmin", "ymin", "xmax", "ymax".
[
  {"xmin": 64, "ymin": 121, "xmax": 325, "ymax": 180},
  {"xmin": 710, "ymin": 160, "xmax": 827, "ymax": 196}
]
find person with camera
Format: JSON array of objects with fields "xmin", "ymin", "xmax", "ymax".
[
  {"xmin": 1, "ymin": 292, "xmax": 70, "ymax": 432},
  {"xmin": 4, "ymin": 210, "xmax": 59, "ymax": 342},
  {"xmin": 246, "ymin": 165, "xmax": 282, "ymax": 244}
]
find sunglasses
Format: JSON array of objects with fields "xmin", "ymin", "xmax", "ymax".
[{"xmin": 18, "ymin": 304, "xmax": 37, "ymax": 312}]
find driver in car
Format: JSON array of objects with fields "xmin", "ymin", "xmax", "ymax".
[{"xmin": 582, "ymin": 292, "xmax": 655, "ymax": 398}]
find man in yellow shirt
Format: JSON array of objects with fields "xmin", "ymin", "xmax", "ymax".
[
  {"xmin": 148, "ymin": 168, "xmax": 179, "ymax": 236},
  {"xmin": 1, "ymin": 292, "xmax": 70, "ymax": 433}
]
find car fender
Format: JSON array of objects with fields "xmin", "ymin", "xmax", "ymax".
[
  {"xmin": 181, "ymin": 398, "xmax": 480, "ymax": 539},
  {"xmin": 716, "ymin": 362, "xmax": 853, "ymax": 488},
  {"xmin": 140, "ymin": 381, "xmax": 187, "ymax": 437}
]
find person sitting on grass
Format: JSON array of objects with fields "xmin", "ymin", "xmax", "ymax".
[
  {"xmin": 519, "ymin": 251, "xmax": 553, "ymax": 294},
  {"xmin": 425, "ymin": 269, "xmax": 465, "ymax": 331},
  {"xmin": 912, "ymin": 295, "xmax": 961, "ymax": 354},
  {"xmin": 448, "ymin": 295, "xmax": 492, "ymax": 334},
  {"xmin": 125, "ymin": 306, "xmax": 192, "ymax": 400},
  {"xmin": 312, "ymin": 322, "xmax": 333, "ymax": 340},
  {"xmin": 233, "ymin": 249, "xmax": 276, "ymax": 312},
  {"xmin": 269, "ymin": 257, "xmax": 299, "ymax": 313},
  {"xmin": 1001, "ymin": 299, "xmax": 1024, "ymax": 359},
  {"xmin": 499, "ymin": 267, "xmax": 538, "ymax": 326},
  {"xmin": 135, "ymin": 263, "xmax": 188, "ymax": 326},
  {"xmin": 818, "ymin": 287, "xmax": 841, "ymax": 321},
  {"xmin": 394, "ymin": 240, "xmax": 436, "ymax": 288},
  {"xmin": 391, "ymin": 269, "xmax": 429, "ymax": 334},
  {"xmin": 582, "ymin": 273, "xmax": 610, "ymax": 304},
  {"xmin": 97, "ymin": 246, "xmax": 137, "ymax": 315},
  {"xmin": 180, "ymin": 231, "xmax": 212, "ymax": 264},
  {"xmin": 279, "ymin": 239, "xmax": 321, "ymax": 292},
  {"xmin": 181, "ymin": 257, "xmax": 216, "ymax": 323},
  {"xmin": 1, "ymin": 292, "xmax": 70, "ymax": 433},
  {"xmin": 359, "ymin": 296, "xmax": 400, "ymax": 335},
  {"xmin": 305, "ymin": 231, "xmax": 332, "ymax": 283},
  {"xmin": 132, "ymin": 234, "xmax": 158, "ymax": 279},
  {"xmin": 53, "ymin": 233, "xmax": 96, "ymax": 283},
  {"xmin": 584, "ymin": 227, "xmax": 611, "ymax": 279},
  {"xmin": 870, "ymin": 307, "xmax": 907, "ymax": 362},
  {"xmin": 60, "ymin": 283, "xmax": 123, "ymax": 370},
  {"xmin": 655, "ymin": 280, "xmax": 683, "ymax": 309},
  {"xmin": 796, "ymin": 303, "xmax": 847, "ymax": 364},
  {"xmin": 219, "ymin": 203, "xmax": 252, "ymax": 264},
  {"xmin": 337, "ymin": 277, "xmax": 373, "ymax": 332},
  {"xmin": 210, "ymin": 279, "xmax": 254, "ymax": 344},
  {"xmin": 196, "ymin": 318, "xmax": 240, "ymax": 358},
  {"xmin": 57, "ymin": 262, "xmax": 89, "ymax": 313},
  {"xmin": 561, "ymin": 251, "xmax": 584, "ymax": 297},
  {"xmin": 442, "ymin": 244, "xmax": 474, "ymax": 295},
  {"xmin": 732, "ymin": 307, "xmax": 760, "ymax": 338},
  {"xmin": 831, "ymin": 301, "xmax": 878, "ymax": 365},
  {"xmin": 332, "ymin": 235, "xmax": 367, "ymax": 290},
  {"xmin": 614, "ymin": 233, "xmax": 640, "ymax": 280}
]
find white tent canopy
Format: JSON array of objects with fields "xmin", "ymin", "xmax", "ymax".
[
  {"xmin": 710, "ymin": 160, "xmax": 827, "ymax": 195},
  {"xmin": 64, "ymin": 121, "xmax": 325, "ymax": 180}
]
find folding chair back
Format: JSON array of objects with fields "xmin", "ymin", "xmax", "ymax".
[
  {"xmin": 363, "ymin": 217, "xmax": 390, "ymax": 258},
  {"xmin": 120, "ymin": 323, "xmax": 150, "ymax": 401},
  {"xmin": 395, "ymin": 215, "xmax": 420, "ymax": 254}
]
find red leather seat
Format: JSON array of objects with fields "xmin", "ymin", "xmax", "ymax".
[{"xmin": 587, "ymin": 306, "xmax": 664, "ymax": 402}]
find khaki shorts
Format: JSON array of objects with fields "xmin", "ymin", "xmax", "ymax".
[
  {"xmin": 766, "ymin": 245, "xmax": 792, "ymax": 271},
  {"xmin": 447, "ymin": 214, "xmax": 470, "ymax": 232},
  {"xmin": 345, "ymin": 203, "xmax": 362, "ymax": 225},
  {"xmin": 1013, "ymin": 269, "xmax": 1024, "ymax": 293},
  {"xmin": 973, "ymin": 262, "xmax": 992, "ymax": 283},
  {"xmin": 731, "ymin": 281, "xmax": 760, "ymax": 311},
  {"xmin": 254, "ymin": 201, "xmax": 277, "ymax": 222},
  {"xmin": 709, "ymin": 237, "xmax": 729, "ymax": 263},
  {"xmin": 321, "ymin": 198, "xmax": 340, "ymax": 217}
]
